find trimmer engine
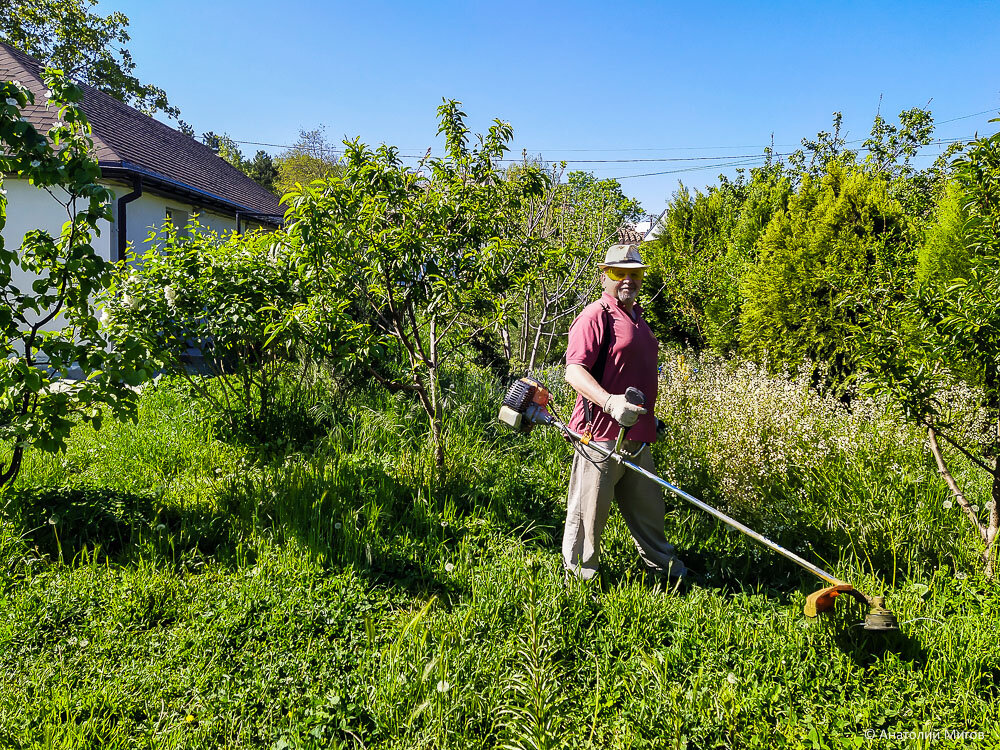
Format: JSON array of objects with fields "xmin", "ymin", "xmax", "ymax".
[{"xmin": 497, "ymin": 378, "xmax": 554, "ymax": 434}]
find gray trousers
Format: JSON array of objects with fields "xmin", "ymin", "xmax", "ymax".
[{"xmin": 562, "ymin": 440, "xmax": 685, "ymax": 580}]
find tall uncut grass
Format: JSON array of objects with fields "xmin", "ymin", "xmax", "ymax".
[{"xmin": 1, "ymin": 358, "xmax": 998, "ymax": 749}]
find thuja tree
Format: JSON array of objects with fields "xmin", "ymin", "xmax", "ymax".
[
  {"xmin": 0, "ymin": 73, "xmax": 145, "ymax": 489},
  {"xmin": 863, "ymin": 123, "xmax": 1000, "ymax": 578},
  {"xmin": 739, "ymin": 162, "xmax": 914, "ymax": 397},
  {"xmin": 283, "ymin": 100, "xmax": 546, "ymax": 466}
]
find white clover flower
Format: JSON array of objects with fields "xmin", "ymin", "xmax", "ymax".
[
  {"xmin": 436, "ymin": 680, "xmax": 451, "ymax": 693},
  {"xmin": 444, "ymin": 562, "xmax": 455, "ymax": 573},
  {"xmin": 943, "ymin": 500, "xmax": 953, "ymax": 509}
]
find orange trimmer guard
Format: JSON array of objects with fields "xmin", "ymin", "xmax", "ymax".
[{"xmin": 804, "ymin": 584, "xmax": 865, "ymax": 618}]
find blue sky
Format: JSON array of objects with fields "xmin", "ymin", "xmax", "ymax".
[{"xmin": 101, "ymin": 0, "xmax": 999, "ymax": 213}]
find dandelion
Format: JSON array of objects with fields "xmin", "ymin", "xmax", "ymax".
[
  {"xmin": 972, "ymin": 505, "xmax": 980, "ymax": 513},
  {"xmin": 185, "ymin": 714, "xmax": 195, "ymax": 723},
  {"xmin": 48, "ymin": 515, "xmax": 59, "ymax": 525},
  {"xmin": 727, "ymin": 672, "xmax": 738, "ymax": 685},
  {"xmin": 445, "ymin": 562, "xmax": 455, "ymax": 573},
  {"xmin": 943, "ymin": 500, "xmax": 953, "ymax": 509},
  {"xmin": 436, "ymin": 680, "xmax": 451, "ymax": 693},
  {"xmin": 155, "ymin": 524, "xmax": 166, "ymax": 532}
]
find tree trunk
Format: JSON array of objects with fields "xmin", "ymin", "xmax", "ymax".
[
  {"xmin": 0, "ymin": 445, "xmax": 24, "ymax": 490},
  {"xmin": 927, "ymin": 426, "xmax": 993, "ymax": 579},
  {"xmin": 428, "ymin": 315, "xmax": 445, "ymax": 468}
]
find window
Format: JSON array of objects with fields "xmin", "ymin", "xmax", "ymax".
[{"xmin": 165, "ymin": 208, "xmax": 190, "ymax": 236}]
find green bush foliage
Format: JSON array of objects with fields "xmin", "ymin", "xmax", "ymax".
[
  {"xmin": 739, "ymin": 163, "xmax": 914, "ymax": 394},
  {"xmin": 0, "ymin": 72, "xmax": 145, "ymax": 490},
  {"xmin": 102, "ymin": 226, "xmax": 349, "ymax": 441},
  {"xmin": 862, "ymin": 122, "xmax": 1000, "ymax": 577},
  {"xmin": 282, "ymin": 100, "xmax": 546, "ymax": 465}
]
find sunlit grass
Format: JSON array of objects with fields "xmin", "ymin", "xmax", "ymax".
[{"xmin": 1, "ymin": 363, "xmax": 998, "ymax": 748}]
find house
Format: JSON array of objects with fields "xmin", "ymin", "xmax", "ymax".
[
  {"xmin": 617, "ymin": 212, "xmax": 665, "ymax": 245},
  {"xmin": 0, "ymin": 40, "xmax": 284, "ymax": 278}
]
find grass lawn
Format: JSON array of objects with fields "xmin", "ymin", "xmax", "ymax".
[{"xmin": 1, "ymin": 358, "xmax": 998, "ymax": 749}]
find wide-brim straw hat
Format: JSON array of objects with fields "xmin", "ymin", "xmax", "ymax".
[{"xmin": 598, "ymin": 243, "xmax": 648, "ymax": 269}]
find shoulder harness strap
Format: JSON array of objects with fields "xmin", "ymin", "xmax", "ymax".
[{"xmin": 582, "ymin": 302, "xmax": 613, "ymax": 425}]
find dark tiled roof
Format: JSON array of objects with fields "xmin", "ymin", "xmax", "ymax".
[
  {"xmin": 1, "ymin": 41, "xmax": 284, "ymax": 220},
  {"xmin": 617, "ymin": 225, "xmax": 645, "ymax": 244}
]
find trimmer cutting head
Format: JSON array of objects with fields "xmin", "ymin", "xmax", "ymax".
[{"xmin": 804, "ymin": 584, "xmax": 899, "ymax": 631}]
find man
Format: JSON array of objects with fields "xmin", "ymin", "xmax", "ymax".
[{"xmin": 562, "ymin": 243, "xmax": 687, "ymax": 583}]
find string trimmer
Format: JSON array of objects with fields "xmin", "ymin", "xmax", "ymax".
[{"xmin": 497, "ymin": 377, "xmax": 898, "ymax": 631}]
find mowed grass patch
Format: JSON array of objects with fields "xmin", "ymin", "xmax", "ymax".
[{"xmin": 0, "ymin": 371, "xmax": 998, "ymax": 748}]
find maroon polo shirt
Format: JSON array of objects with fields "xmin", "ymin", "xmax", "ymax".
[{"xmin": 565, "ymin": 292, "xmax": 659, "ymax": 442}]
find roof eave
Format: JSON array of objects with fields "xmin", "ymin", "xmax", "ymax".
[{"xmin": 100, "ymin": 162, "xmax": 285, "ymax": 227}]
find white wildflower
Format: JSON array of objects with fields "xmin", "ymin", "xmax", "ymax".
[
  {"xmin": 444, "ymin": 562, "xmax": 455, "ymax": 573},
  {"xmin": 45, "ymin": 90, "xmax": 53, "ymax": 99},
  {"xmin": 943, "ymin": 500, "xmax": 953, "ymax": 509},
  {"xmin": 164, "ymin": 286, "xmax": 177, "ymax": 306},
  {"xmin": 971, "ymin": 505, "xmax": 979, "ymax": 514},
  {"xmin": 955, "ymin": 572, "xmax": 967, "ymax": 580},
  {"xmin": 727, "ymin": 672, "xmax": 738, "ymax": 685},
  {"xmin": 121, "ymin": 294, "xmax": 133, "ymax": 308},
  {"xmin": 436, "ymin": 680, "xmax": 451, "ymax": 693}
]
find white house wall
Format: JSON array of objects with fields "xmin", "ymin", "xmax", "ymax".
[
  {"xmin": 3, "ymin": 177, "xmax": 250, "ymax": 339},
  {"xmin": 107, "ymin": 184, "xmax": 240, "ymax": 262},
  {"xmin": 3, "ymin": 178, "xmax": 114, "ymax": 333}
]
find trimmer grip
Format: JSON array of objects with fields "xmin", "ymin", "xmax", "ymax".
[
  {"xmin": 624, "ymin": 387, "xmax": 645, "ymax": 406},
  {"xmin": 621, "ymin": 387, "xmax": 646, "ymax": 438}
]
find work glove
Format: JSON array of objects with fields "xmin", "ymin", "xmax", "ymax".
[{"xmin": 604, "ymin": 393, "xmax": 647, "ymax": 427}]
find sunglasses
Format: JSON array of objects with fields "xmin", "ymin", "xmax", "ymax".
[{"xmin": 604, "ymin": 267, "xmax": 644, "ymax": 282}]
